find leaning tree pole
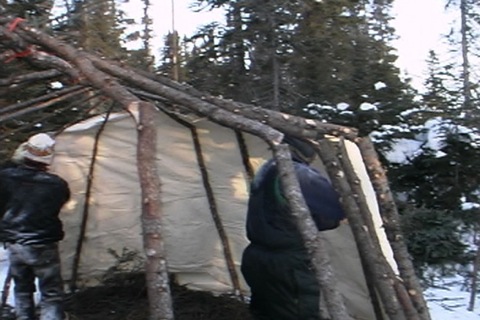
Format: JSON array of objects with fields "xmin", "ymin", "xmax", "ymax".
[{"xmin": 0, "ymin": 16, "xmax": 431, "ymax": 320}]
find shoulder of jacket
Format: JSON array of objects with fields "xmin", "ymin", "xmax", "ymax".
[
  {"xmin": 29, "ymin": 170, "xmax": 65, "ymax": 184},
  {"xmin": 293, "ymin": 161, "xmax": 317, "ymax": 175},
  {"xmin": 0, "ymin": 166, "xmax": 22, "ymax": 177},
  {"xmin": 294, "ymin": 162, "xmax": 329, "ymax": 184}
]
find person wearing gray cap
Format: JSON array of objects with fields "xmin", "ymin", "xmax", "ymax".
[
  {"xmin": 0, "ymin": 133, "xmax": 70, "ymax": 320},
  {"xmin": 241, "ymin": 136, "xmax": 345, "ymax": 320}
]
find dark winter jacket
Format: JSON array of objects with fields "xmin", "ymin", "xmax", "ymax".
[
  {"xmin": 0, "ymin": 165, "xmax": 70, "ymax": 245},
  {"xmin": 245, "ymin": 158, "xmax": 345, "ymax": 250},
  {"xmin": 241, "ymin": 158, "xmax": 345, "ymax": 320}
]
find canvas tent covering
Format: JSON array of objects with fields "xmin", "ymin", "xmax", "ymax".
[
  {"xmin": 0, "ymin": 17, "xmax": 432, "ymax": 320},
  {"xmin": 46, "ymin": 109, "xmax": 398, "ymax": 320}
]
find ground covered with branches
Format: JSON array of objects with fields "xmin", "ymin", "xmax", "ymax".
[
  {"xmin": 1, "ymin": 273, "xmax": 252, "ymax": 320},
  {"xmin": 64, "ymin": 274, "xmax": 252, "ymax": 320}
]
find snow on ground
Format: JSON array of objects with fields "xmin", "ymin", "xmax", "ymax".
[{"xmin": 425, "ymin": 274, "xmax": 480, "ymax": 320}]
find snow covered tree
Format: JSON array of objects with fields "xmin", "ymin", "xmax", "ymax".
[{"xmin": 186, "ymin": 0, "xmax": 414, "ymax": 137}]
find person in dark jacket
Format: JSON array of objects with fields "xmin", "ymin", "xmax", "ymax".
[
  {"xmin": 0, "ymin": 133, "xmax": 70, "ymax": 320},
  {"xmin": 241, "ymin": 136, "xmax": 346, "ymax": 320}
]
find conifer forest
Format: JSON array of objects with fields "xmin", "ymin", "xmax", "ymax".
[{"xmin": 1, "ymin": 1, "xmax": 480, "ymax": 319}]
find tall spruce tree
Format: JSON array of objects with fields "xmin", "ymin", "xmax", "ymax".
[
  {"xmin": 421, "ymin": 50, "xmax": 458, "ymax": 121},
  {"xmin": 67, "ymin": 0, "xmax": 126, "ymax": 59},
  {"xmin": 181, "ymin": 24, "xmax": 228, "ymax": 95},
  {"xmin": 388, "ymin": 4, "xmax": 480, "ymax": 276},
  {"xmin": 187, "ymin": 0, "xmax": 414, "ymax": 136},
  {"xmin": 445, "ymin": 0, "xmax": 480, "ymax": 126},
  {"xmin": 122, "ymin": 0, "xmax": 155, "ymax": 71},
  {"xmin": 291, "ymin": 0, "xmax": 413, "ymax": 135},
  {"xmin": 188, "ymin": 0, "xmax": 303, "ymax": 109}
]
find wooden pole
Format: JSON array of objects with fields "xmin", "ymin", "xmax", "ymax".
[
  {"xmin": 70, "ymin": 108, "xmax": 112, "ymax": 291},
  {"xmin": 317, "ymin": 139, "xmax": 408, "ymax": 320},
  {"xmin": 357, "ymin": 137, "xmax": 431, "ymax": 320},
  {"xmin": 135, "ymin": 101, "xmax": 174, "ymax": 320}
]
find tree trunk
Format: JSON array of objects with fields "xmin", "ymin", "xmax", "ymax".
[
  {"xmin": 0, "ymin": 18, "xmax": 432, "ymax": 320},
  {"xmin": 2, "ymin": 21, "xmax": 176, "ymax": 318},
  {"xmin": 468, "ymin": 227, "xmax": 480, "ymax": 311},
  {"xmin": 135, "ymin": 101, "xmax": 174, "ymax": 320},
  {"xmin": 460, "ymin": 0, "xmax": 472, "ymax": 111},
  {"xmin": 317, "ymin": 139, "xmax": 408, "ymax": 320}
]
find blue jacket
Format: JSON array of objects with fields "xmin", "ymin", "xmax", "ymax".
[
  {"xmin": 245, "ymin": 158, "xmax": 345, "ymax": 249},
  {"xmin": 0, "ymin": 165, "xmax": 70, "ymax": 245}
]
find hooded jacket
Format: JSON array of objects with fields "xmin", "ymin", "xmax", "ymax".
[
  {"xmin": 245, "ymin": 158, "xmax": 345, "ymax": 249},
  {"xmin": 0, "ymin": 165, "xmax": 70, "ymax": 245},
  {"xmin": 241, "ymin": 158, "xmax": 346, "ymax": 319}
]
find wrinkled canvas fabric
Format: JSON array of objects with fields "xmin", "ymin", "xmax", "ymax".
[{"xmin": 47, "ymin": 111, "xmax": 397, "ymax": 320}]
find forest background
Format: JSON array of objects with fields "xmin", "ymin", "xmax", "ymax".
[{"xmin": 1, "ymin": 0, "xmax": 480, "ymax": 316}]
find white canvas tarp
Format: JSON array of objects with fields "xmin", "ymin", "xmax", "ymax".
[{"xmin": 36, "ymin": 109, "xmax": 398, "ymax": 319}]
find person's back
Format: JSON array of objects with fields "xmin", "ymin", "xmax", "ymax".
[
  {"xmin": 0, "ymin": 133, "xmax": 70, "ymax": 320},
  {"xmin": 241, "ymin": 137, "xmax": 345, "ymax": 320},
  {"xmin": 0, "ymin": 165, "xmax": 69, "ymax": 245}
]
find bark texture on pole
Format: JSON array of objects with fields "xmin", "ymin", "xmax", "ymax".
[
  {"xmin": 136, "ymin": 101, "xmax": 174, "ymax": 320},
  {"xmin": 317, "ymin": 140, "xmax": 408, "ymax": 320},
  {"xmin": 98, "ymin": 61, "xmax": 358, "ymax": 141},
  {"xmin": 333, "ymin": 138, "xmax": 419, "ymax": 320},
  {"xmin": 1, "ymin": 20, "xmax": 176, "ymax": 319},
  {"xmin": 357, "ymin": 137, "xmax": 431, "ymax": 320},
  {"xmin": 0, "ymin": 17, "xmax": 432, "ymax": 320}
]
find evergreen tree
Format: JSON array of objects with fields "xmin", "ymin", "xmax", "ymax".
[
  {"xmin": 68, "ymin": 0, "xmax": 126, "ymax": 59},
  {"xmin": 420, "ymin": 50, "xmax": 459, "ymax": 121},
  {"xmin": 388, "ymin": 47, "xmax": 480, "ymax": 272},
  {"xmin": 1, "ymin": 0, "xmax": 54, "ymax": 28},
  {"xmin": 182, "ymin": 24, "xmax": 227, "ymax": 95},
  {"xmin": 292, "ymin": 0, "xmax": 413, "ymax": 135},
  {"xmin": 121, "ymin": 0, "xmax": 155, "ymax": 71},
  {"xmin": 391, "ymin": 126, "xmax": 480, "ymax": 211},
  {"xmin": 400, "ymin": 206, "xmax": 467, "ymax": 277},
  {"xmin": 187, "ymin": 0, "xmax": 415, "ymax": 136},
  {"xmin": 188, "ymin": 0, "xmax": 303, "ymax": 109},
  {"xmin": 0, "ymin": 1, "xmax": 58, "ymax": 118},
  {"xmin": 444, "ymin": 0, "xmax": 480, "ymax": 126}
]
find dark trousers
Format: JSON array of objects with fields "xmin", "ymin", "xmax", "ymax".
[
  {"xmin": 7, "ymin": 243, "xmax": 65, "ymax": 320},
  {"xmin": 241, "ymin": 244, "xmax": 320, "ymax": 320}
]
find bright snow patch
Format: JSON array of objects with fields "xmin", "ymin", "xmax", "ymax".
[
  {"xmin": 359, "ymin": 102, "xmax": 377, "ymax": 111},
  {"xmin": 425, "ymin": 275, "xmax": 480, "ymax": 320},
  {"xmin": 384, "ymin": 138, "xmax": 423, "ymax": 163},
  {"xmin": 461, "ymin": 202, "xmax": 480, "ymax": 210},
  {"xmin": 374, "ymin": 81, "xmax": 387, "ymax": 90},
  {"xmin": 336, "ymin": 102, "xmax": 350, "ymax": 111},
  {"xmin": 49, "ymin": 81, "xmax": 63, "ymax": 89}
]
